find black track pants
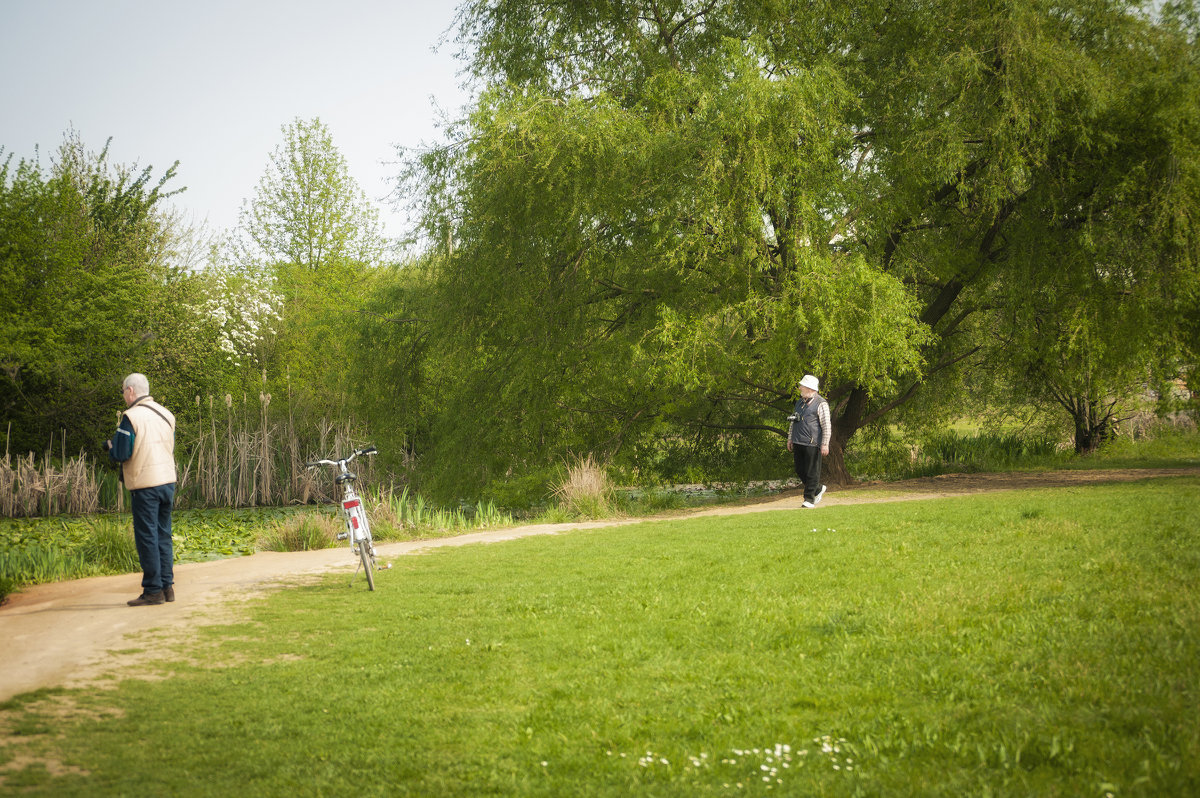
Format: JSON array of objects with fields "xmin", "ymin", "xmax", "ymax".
[{"xmin": 792, "ymin": 445, "xmax": 822, "ymax": 503}]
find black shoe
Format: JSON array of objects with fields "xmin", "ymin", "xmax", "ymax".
[
  {"xmin": 128, "ymin": 591, "xmax": 165, "ymax": 606},
  {"xmin": 163, "ymin": 586, "xmax": 175, "ymax": 602}
]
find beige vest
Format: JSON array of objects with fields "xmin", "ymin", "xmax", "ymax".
[{"xmin": 122, "ymin": 397, "xmax": 177, "ymax": 490}]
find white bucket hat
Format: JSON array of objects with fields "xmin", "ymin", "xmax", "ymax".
[{"xmin": 799, "ymin": 374, "xmax": 820, "ymax": 391}]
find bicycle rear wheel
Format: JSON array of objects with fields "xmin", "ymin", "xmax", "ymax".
[{"xmin": 359, "ymin": 539, "xmax": 376, "ymax": 591}]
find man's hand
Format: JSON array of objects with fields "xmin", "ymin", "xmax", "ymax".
[
  {"xmin": 787, "ymin": 440, "xmax": 793, "ymax": 452},
  {"xmin": 821, "ymin": 445, "xmax": 829, "ymax": 456}
]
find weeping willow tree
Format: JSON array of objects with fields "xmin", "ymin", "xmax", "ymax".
[{"xmin": 399, "ymin": 0, "xmax": 1199, "ymax": 498}]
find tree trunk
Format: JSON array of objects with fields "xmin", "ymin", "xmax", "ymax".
[
  {"xmin": 822, "ymin": 386, "xmax": 870, "ymax": 486},
  {"xmin": 1074, "ymin": 416, "xmax": 1114, "ymax": 454},
  {"xmin": 1071, "ymin": 397, "xmax": 1116, "ymax": 454},
  {"xmin": 822, "ymin": 436, "xmax": 851, "ymax": 486}
]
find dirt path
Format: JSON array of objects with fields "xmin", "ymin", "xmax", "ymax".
[{"xmin": 2, "ymin": 467, "xmax": 1196, "ymax": 703}]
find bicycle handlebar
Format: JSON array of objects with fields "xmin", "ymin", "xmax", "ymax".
[{"xmin": 305, "ymin": 445, "xmax": 378, "ymax": 468}]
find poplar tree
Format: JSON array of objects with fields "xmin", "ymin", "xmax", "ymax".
[{"xmin": 236, "ymin": 118, "xmax": 387, "ymax": 416}]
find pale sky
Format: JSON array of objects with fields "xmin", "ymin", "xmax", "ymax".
[{"xmin": 1, "ymin": 0, "xmax": 472, "ymax": 242}]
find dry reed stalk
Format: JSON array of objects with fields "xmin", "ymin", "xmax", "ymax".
[
  {"xmin": 224, "ymin": 394, "xmax": 234, "ymax": 507},
  {"xmin": 287, "ymin": 377, "xmax": 300, "ymax": 502},
  {"xmin": 41, "ymin": 444, "xmax": 57, "ymax": 516},
  {"xmin": 190, "ymin": 395, "xmax": 204, "ymax": 504},
  {"xmin": 236, "ymin": 426, "xmax": 252, "ymax": 507},
  {"xmin": 0, "ymin": 453, "xmax": 14, "ymax": 517},
  {"xmin": 259, "ymin": 392, "xmax": 272, "ymax": 505},
  {"xmin": 16, "ymin": 454, "xmax": 44, "ymax": 517},
  {"xmin": 64, "ymin": 456, "xmax": 100, "ymax": 515}
]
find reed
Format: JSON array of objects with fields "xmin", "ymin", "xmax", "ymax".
[
  {"xmin": 2, "ymin": 386, "xmax": 380, "ymax": 516},
  {"xmin": 172, "ymin": 389, "xmax": 377, "ymax": 510}
]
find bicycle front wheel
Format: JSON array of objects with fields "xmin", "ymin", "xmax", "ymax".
[{"xmin": 359, "ymin": 539, "xmax": 376, "ymax": 591}]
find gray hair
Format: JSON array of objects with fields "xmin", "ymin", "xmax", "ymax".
[{"xmin": 122, "ymin": 373, "xmax": 150, "ymax": 395}]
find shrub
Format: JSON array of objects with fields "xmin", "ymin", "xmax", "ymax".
[
  {"xmin": 258, "ymin": 511, "xmax": 341, "ymax": 552},
  {"xmin": 552, "ymin": 454, "xmax": 616, "ymax": 518},
  {"xmin": 80, "ymin": 518, "xmax": 138, "ymax": 573}
]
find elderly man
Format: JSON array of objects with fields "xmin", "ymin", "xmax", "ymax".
[
  {"xmin": 105, "ymin": 373, "xmax": 177, "ymax": 606},
  {"xmin": 787, "ymin": 374, "xmax": 831, "ymax": 508}
]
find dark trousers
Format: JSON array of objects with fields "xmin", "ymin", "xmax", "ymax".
[
  {"xmin": 792, "ymin": 445, "xmax": 822, "ymax": 502},
  {"xmin": 131, "ymin": 483, "xmax": 175, "ymax": 593}
]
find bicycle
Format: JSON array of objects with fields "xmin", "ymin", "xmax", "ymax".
[{"xmin": 306, "ymin": 445, "xmax": 387, "ymax": 590}]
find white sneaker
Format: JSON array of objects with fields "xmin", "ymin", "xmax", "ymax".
[
  {"xmin": 815, "ymin": 485, "xmax": 827, "ymax": 505},
  {"xmin": 802, "ymin": 500, "xmax": 815, "ymax": 509}
]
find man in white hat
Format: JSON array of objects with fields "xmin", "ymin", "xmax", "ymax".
[{"xmin": 787, "ymin": 374, "xmax": 830, "ymax": 508}]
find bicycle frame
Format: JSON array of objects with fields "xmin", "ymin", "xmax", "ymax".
[{"xmin": 306, "ymin": 445, "xmax": 383, "ymax": 590}]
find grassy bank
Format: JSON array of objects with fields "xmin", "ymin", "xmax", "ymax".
[{"xmin": 2, "ymin": 477, "xmax": 1197, "ymax": 795}]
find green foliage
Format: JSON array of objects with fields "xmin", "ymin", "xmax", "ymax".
[
  {"xmin": 0, "ymin": 133, "xmax": 189, "ymax": 453},
  {"xmin": 0, "ymin": 545, "xmax": 87, "ymax": 593},
  {"xmin": 237, "ymin": 117, "xmax": 385, "ymax": 275},
  {"xmin": 392, "ymin": 0, "xmax": 1200, "ymax": 496},
  {"xmin": 362, "ymin": 484, "xmax": 516, "ymax": 538},
  {"xmin": 407, "ymin": 49, "xmax": 930, "ymax": 497},
  {"xmin": 977, "ymin": 1, "xmax": 1200, "ymax": 451},
  {"xmin": 230, "ymin": 117, "xmax": 390, "ymax": 420},
  {"xmin": 1069, "ymin": 423, "xmax": 1200, "ymax": 469},
  {"xmin": 5, "ymin": 479, "xmax": 1198, "ymax": 795}
]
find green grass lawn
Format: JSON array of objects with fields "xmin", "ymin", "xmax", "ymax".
[{"xmin": 2, "ymin": 477, "xmax": 1198, "ymax": 796}]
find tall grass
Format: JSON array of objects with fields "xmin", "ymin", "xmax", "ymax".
[
  {"xmin": 78, "ymin": 517, "xmax": 139, "ymax": 573},
  {"xmin": 0, "ymin": 544, "xmax": 87, "ymax": 588},
  {"xmin": 257, "ymin": 511, "xmax": 342, "ymax": 553},
  {"xmin": 252, "ymin": 487, "xmax": 517, "ymax": 554},
  {"xmin": 846, "ymin": 427, "xmax": 1070, "ymax": 481},
  {"xmin": 551, "ymin": 453, "xmax": 617, "ymax": 519},
  {"xmin": 364, "ymin": 485, "xmax": 514, "ymax": 538},
  {"xmin": 0, "ymin": 516, "xmax": 136, "ymax": 599}
]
